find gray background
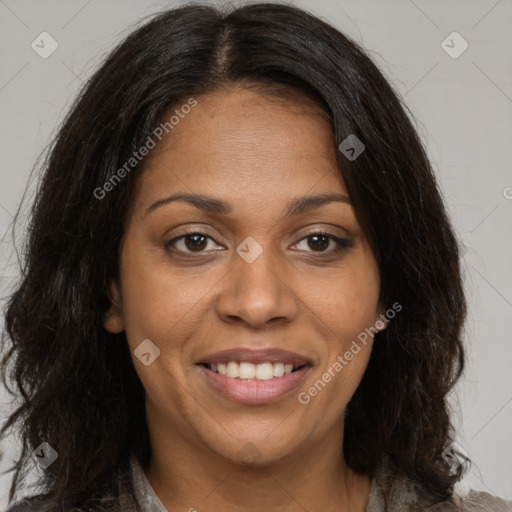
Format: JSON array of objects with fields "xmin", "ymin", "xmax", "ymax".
[{"xmin": 1, "ymin": 0, "xmax": 511, "ymax": 508}]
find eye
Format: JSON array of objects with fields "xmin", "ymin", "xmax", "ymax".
[
  {"xmin": 165, "ymin": 230, "xmax": 352, "ymax": 257},
  {"xmin": 293, "ymin": 232, "xmax": 352, "ymax": 254},
  {"xmin": 166, "ymin": 232, "xmax": 222, "ymax": 254}
]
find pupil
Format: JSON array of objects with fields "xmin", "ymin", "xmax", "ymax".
[
  {"xmin": 185, "ymin": 235, "xmax": 207, "ymax": 251},
  {"xmin": 309, "ymin": 235, "xmax": 328, "ymax": 251}
]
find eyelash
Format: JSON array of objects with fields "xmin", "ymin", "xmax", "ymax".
[{"xmin": 165, "ymin": 230, "xmax": 352, "ymax": 258}]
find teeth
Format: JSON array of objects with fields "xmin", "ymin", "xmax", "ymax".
[
  {"xmin": 255, "ymin": 362, "xmax": 273, "ymax": 380},
  {"xmin": 211, "ymin": 361, "xmax": 302, "ymax": 380},
  {"xmin": 239, "ymin": 362, "xmax": 255, "ymax": 379},
  {"xmin": 273, "ymin": 362, "xmax": 284, "ymax": 377},
  {"xmin": 226, "ymin": 361, "xmax": 239, "ymax": 378}
]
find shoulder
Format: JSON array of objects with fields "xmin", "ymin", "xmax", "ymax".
[
  {"xmin": 5, "ymin": 490, "xmax": 137, "ymax": 512},
  {"xmin": 368, "ymin": 460, "xmax": 511, "ymax": 511},
  {"xmin": 5, "ymin": 459, "xmax": 137, "ymax": 512},
  {"xmin": 5, "ymin": 494, "xmax": 54, "ymax": 512},
  {"xmin": 449, "ymin": 489, "xmax": 512, "ymax": 511}
]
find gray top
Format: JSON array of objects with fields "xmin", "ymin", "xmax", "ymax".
[
  {"xmin": 128, "ymin": 454, "xmax": 512, "ymax": 512},
  {"xmin": 6, "ymin": 454, "xmax": 511, "ymax": 511},
  {"xmin": 130, "ymin": 454, "xmax": 167, "ymax": 512}
]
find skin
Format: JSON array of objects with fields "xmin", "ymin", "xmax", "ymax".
[{"xmin": 104, "ymin": 85, "xmax": 386, "ymax": 512}]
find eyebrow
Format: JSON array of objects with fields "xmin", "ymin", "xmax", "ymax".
[{"xmin": 145, "ymin": 192, "xmax": 351, "ymax": 218}]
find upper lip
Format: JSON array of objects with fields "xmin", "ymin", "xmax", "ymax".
[{"xmin": 197, "ymin": 348, "xmax": 312, "ymax": 367}]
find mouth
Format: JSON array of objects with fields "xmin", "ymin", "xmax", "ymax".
[
  {"xmin": 196, "ymin": 348, "xmax": 312, "ymax": 404},
  {"xmin": 198, "ymin": 361, "xmax": 308, "ymax": 380}
]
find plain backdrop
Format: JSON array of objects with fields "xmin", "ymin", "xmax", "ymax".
[{"xmin": 0, "ymin": 0, "xmax": 511, "ymax": 508}]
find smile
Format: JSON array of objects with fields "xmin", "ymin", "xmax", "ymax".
[
  {"xmin": 196, "ymin": 347, "xmax": 312, "ymax": 404},
  {"xmin": 202, "ymin": 361, "xmax": 306, "ymax": 380},
  {"xmin": 197, "ymin": 361, "xmax": 311, "ymax": 405}
]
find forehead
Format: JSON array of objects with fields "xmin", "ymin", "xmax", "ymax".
[{"xmin": 134, "ymin": 86, "xmax": 346, "ymax": 209}]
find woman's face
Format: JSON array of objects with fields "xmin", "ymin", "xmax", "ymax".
[{"xmin": 105, "ymin": 86, "xmax": 384, "ymax": 466}]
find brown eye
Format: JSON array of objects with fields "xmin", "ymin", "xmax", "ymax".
[
  {"xmin": 295, "ymin": 233, "xmax": 352, "ymax": 254},
  {"xmin": 183, "ymin": 234, "xmax": 208, "ymax": 252},
  {"xmin": 166, "ymin": 232, "xmax": 219, "ymax": 254},
  {"xmin": 166, "ymin": 230, "xmax": 352, "ymax": 258},
  {"xmin": 307, "ymin": 234, "xmax": 330, "ymax": 252}
]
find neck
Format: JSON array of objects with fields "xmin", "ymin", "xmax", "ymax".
[{"xmin": 144, "ymin": 417, "xmax": 370, "ymax": 512}]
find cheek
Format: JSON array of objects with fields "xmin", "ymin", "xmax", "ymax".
[
  {"xmin": 117, "ymin": 239, "xmax": 218, "ymax": 348},
  {"xmin": 313, "ymin": 345, "xmax": 373, "ymax": 419},
  {"xmin": 302, "ymin": 255, "xmax": 380, "ymax": 343},
  {"xmin": 296, "ymin": 250, "xmax": 379, "ymax": 407}
]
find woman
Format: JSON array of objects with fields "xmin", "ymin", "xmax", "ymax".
[{"xmin": 1, "ymin": 3, "xmax": 510, "ymax": 511}]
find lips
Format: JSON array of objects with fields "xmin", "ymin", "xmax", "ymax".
[
  {"xmin": 196, "ymin": 348, "xmax": 312, "ymax": 404},
  {"xmin": 197, "ymin": 348, "xmax": 311, "ymax": 367}
]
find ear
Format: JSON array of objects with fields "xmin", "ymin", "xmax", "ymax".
[
  {"xmin": 374, "ymin": 303, "xmax": 389, "ymax": 332},
  {"xmin": 102, "ymin": 278, "xmax": 125, "ymax": 333}
]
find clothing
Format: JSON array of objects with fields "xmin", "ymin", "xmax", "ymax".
[{"xmin": 6, "ymin": 453, "xmax": 511, "ymax": 511}]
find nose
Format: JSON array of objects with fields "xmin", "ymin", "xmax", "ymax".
[{"xmin": 215, "ymin": 243, "xmax": 299, "ymax": 329}]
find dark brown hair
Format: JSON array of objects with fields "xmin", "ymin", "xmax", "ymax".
[{"xmin": 1, "ymin": 2, "xmax": 466, "ymax": 510}]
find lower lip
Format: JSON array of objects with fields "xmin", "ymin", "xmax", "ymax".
[{"xmin": 197, "ymin": 365, "xmax": 310, "ymax": 405}]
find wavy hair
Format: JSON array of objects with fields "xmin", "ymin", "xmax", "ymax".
[{"xmin": 1, "ymin": 2, "xmax": 466, "ymax": 509}]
